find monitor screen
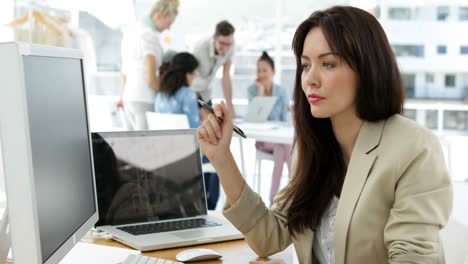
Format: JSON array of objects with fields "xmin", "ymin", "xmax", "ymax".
[
  {"xmin": 22, "ymin": 55, "xmax": 96, "ymax": 263},
  {"xmin": 92, "ymin": 131, "xmax": 206, "ymax": 227}
]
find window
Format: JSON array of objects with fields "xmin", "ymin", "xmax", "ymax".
[
  {"xmin": 460, "ymin": 46, "xmax": 468, "ymax": 55},
  {"xmin": 389, "ymin": 8, "xmax": 411, "ymax": 20},
  {"xmin": 437, "ymin": 6, "xmax": 450, "ymax": 21},
  {"xmin": 425, "ymin": 110, "xmax": 438, "ymax": 130},
  {"xmin": 234, "ymin": 67, "xmax": 256, "ymax": 76},
  {"xmin": 392, "ymin": 45, "xmax": 424, "ymax": 57},
  {"xmin": 459, "ymin": 7, "xmax": 468, "ymax": 21},
  {"xmin": 402, "ymin": 74, "xmax": 416, "ymax": 98},
  {"xmin": 79, "ymin": 11, "xmax": 122, "ymax": 72},
  {"xmin": 463, "ymin": 74, "xmax": 468, "ymax": 89},
  {"xmin": 445, "ymin": 74, "xmax": 456, "ymax": 88},
  {"xmin": 281, "ymin": 44, "xmax": 291, "ymax": 51},
  {"xmin": 374, "ymin": 6, "xmax": 381, "ymax": 19},
  {"xmin": 426, "ymin": 73, "xmax": 434, "ymax": 84},
  {"xmin": 280, "ymin": 69, "xmax": 296, "ymax": 96},
  {"xmin": 437, "ymin": 45, "xmax": 447, "ymax": 54},
  {"xmin": 444, "ymin": 111, "xmax": 468, "ymax": 131},
  {"xmin": 404, "ymin": 109, "xmax": 416, "ymax": 121}
]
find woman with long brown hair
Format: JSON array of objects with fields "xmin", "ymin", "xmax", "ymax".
[{"xmin": 197, "ymin": 6, "xmax": 452, "ymax": 264}]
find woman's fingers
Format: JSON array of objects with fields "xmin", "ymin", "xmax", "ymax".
[
  {"xmin": 203, "ymin": 119, "xmax": 218, "ymax": 144},
  {"xmin": 197, "ymin": 126, "xmax": 210, "ymax": 143},
  {"xmin": 197, "ymin": 102, "xmax": 227, "ymax": 145},
  {"xmin": 208, "ymin": 114, "xmax": 222, "ymax": 139},
  {"xmin": 212, "ymin": 101, "xmax": 231, "ymax": 121},
  {"xmin": 212, "ymin": 103, "xmax": 223, "ymax": 119}
]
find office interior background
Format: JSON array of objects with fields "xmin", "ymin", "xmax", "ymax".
[{"xmin": 0, "ymin": 0, "xmax": 467, "ymax": 228}]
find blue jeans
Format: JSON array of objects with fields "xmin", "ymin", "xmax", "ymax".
[{"xmin": 202, "ymin": 155, "xmax": 219, "ymax": 210}]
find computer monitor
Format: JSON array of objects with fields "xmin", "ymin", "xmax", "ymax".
[{"xmin": 0, "ymin": 42, "xmax": 98, "ymax": 264}]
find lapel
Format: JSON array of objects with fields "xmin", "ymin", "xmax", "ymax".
[{"xmin": 333, "ymin": 119, "xmax": 386, "ymax": 264}]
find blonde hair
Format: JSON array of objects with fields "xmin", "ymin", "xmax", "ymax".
[{"xmin": 150, "ymin": 0, "xmax": 179, "ymax": 18}]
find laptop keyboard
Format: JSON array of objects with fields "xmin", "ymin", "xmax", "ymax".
[
  {"xmin": 117, "ymin": 218, "xmax": 221, "ymax": 236},
  {"xmin": 120, "ymin": 254, "xmax": 182, "ymax": 264}
]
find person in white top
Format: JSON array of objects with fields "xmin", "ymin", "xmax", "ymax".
[
  {"xmin": 118, "ymin": 0, "xmax": 179, "ymax": 130},
  {"xmin": 191, "ymin": 20, "xmax": 236, "ymax": 117}
]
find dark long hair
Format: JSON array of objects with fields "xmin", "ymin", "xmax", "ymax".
[
  {"xmin": 278, "ymin": 6, "xmax": 404, "ymax": 237},
  {"xmin": 160, "ymin": 52, "xmax": 199, "ymax": 97},
  {"xmin": 258, "ymin": 51, "xmax": 275, "ymax": 70}
]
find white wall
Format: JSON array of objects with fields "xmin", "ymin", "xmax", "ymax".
[{"xmin": 0, "ymin": 139, "xmax": 4, "ymax": 193}]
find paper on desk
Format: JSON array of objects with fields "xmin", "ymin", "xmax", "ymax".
[{"xmin": 59, "ymin": 242, "xmax": 141, "ymax": 264}]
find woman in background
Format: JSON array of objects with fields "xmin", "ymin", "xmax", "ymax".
[
  {"xmin": 247, "ymin": 51, "xmax": 292, "ymax": 205},
  {"xmin": 154, "ymin": 52, "xmax": 202, "ymax": 128},
  {"xmin": 154, "ymin": 52, "xmax": 220, "ymax": 210},
  {"xmin": 117, "ymin": 0, "xmax": 179, "ymax": 130}
]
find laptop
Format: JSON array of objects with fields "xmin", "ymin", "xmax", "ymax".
[
  {"xmin": 244, "ymin": 96, "xmax": 278, "ymax": 123},
  {"xmin": 91, "ymin": 129, "xmax": 242, "ymax": 251}
]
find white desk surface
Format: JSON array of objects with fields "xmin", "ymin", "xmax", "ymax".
[{"xmin": 237, "ymin": 122, "xmax": 295, "ymax": 144}]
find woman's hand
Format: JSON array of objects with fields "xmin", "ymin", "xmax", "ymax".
[
  {"xmin": 116, "ymin": 98, "xmax": 124, "ymax": 110},
  {"xmin": 249, "ymin": 259, "xmax": 287, "ymax": 264},
  {"xmin": 197, "ymin": 101, "xmax": 233, "ymax": 163},
  {"xmin": 255, "ymin": 78, "xmax": 265, "ymax": 97}
]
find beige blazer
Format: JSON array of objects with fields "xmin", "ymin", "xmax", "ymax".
[{"xmin": 223, "ymin": 115, "xmax": 453, "ymax": 264}]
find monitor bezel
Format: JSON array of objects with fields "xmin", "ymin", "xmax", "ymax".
[{"xmin": 0, "ymin": 42, "xmax": 99, "ymax": 264}]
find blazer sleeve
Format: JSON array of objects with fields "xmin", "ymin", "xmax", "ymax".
[
  {"xmin": 222, "ymin": 184, "xmax": 293, "ymax": 257},
  {"xmin": 384, "ymin": 135, "xmax": 453, "ymax": 263}
]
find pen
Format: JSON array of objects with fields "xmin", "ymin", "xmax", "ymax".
[{"xmin": 198, "ymin": 99, "xmax": 247, "ymax": 138}]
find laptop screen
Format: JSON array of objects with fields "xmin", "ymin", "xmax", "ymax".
[{"xmin": 92, "ymin": 130, "xmax": 206, "ymax": 227}]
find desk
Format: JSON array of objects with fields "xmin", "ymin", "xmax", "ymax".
[
  {"xmin": 238, "ymin": 122, "xmax": 295, "ymax": 144},
  {"xmin": 86, "ymin": 238, "xmax": 293, "ymax": 264},
  {"xmin": 235, "ymin": 122, "xmax": 295, "ymax": 178},
  {"xmin": 85, "ymin": 211, "xmax": 293, "ymax": 264}
]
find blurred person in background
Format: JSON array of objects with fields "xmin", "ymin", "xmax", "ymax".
[
  {"xmin": 159, "ymin": 49, "xmax": 177, "ymax": 79},
  {"xmin": 191, "ymin": 20, "xmax": 237, "ymax": 117},
  {"xmin": 248, "ymin": 51, "xmax": 292, "ymax": 206},
  {"xmin": 118, "ymin": 0, "xmax": 179, "ymax": 130},
  {"xmin": 154, "ymin": 52, "xmax": 220, "ymax": 210},
  {"xmin": 154, "ymin": 52, "xmax": 203, "ymax": 128}
]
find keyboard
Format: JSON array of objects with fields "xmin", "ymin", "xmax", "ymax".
[
  {"xmin": 117, "ymin": 218, "xmax": 220, "ymax": 236},
  {"xmin": 120, "ymin": 254, "xmax": 182, "ymax": 264}
]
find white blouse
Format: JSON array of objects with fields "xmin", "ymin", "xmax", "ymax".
[
  {"xmin": 313, "ymin": 196, "xmax": 339, "ymax": 264},
  {"xmin": 121, "ymin": 20, "xmax": 162, "ymax": 103}
]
